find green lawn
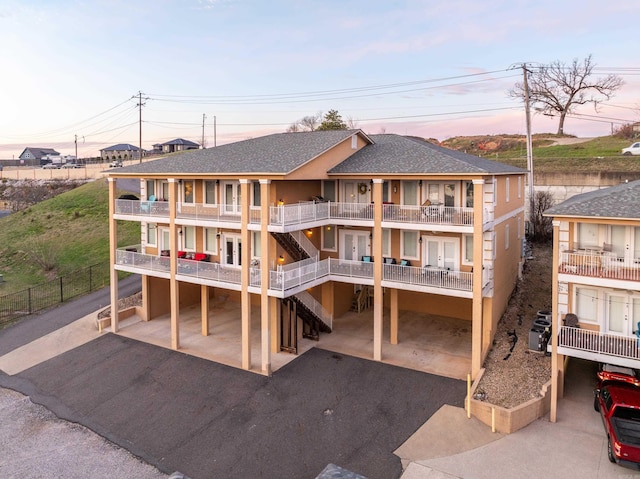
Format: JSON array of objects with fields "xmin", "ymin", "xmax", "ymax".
[{"xmin": 0, "ymin": 180, "xmax": 140, "ymax": 295}]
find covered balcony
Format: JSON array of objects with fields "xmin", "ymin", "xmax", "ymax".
[
  {"xmin": 115, "ymin": 247, "xmax": 474, "ymax": 298},
  {"xmin": 556, "ymin": 326, "xmax": 640, "ymax": 369},
  {"xmin": 559, "ymin": 250, "xmax": 640, "ymax": 282}
]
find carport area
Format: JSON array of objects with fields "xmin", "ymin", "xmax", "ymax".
[{"xmin": 112, "ymin": 299, "xmax": 472, "ymax": 379}]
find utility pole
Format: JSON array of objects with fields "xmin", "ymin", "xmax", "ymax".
[
  {"xmin": 137, "ymin": 91, "xmax": 146, "ymax": 163},
  {"xmin": 213, "ymin": 115, "xmax": 217, "ymax": 147},
  {"xmin": 74, "ymin": 134, "xmax": 78, "ymax": 164},
  {"xmin": 202, "ymin": 113, "xmax": 206, "ymax": 148},
  {"xmin": 523, "ymin": 64, "xmax": 535, "ymax": 235}
]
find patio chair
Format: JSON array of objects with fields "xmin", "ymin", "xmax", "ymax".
[{"xmin": 563, "ymin": 313, "xmax": 579, "ymax": 328}]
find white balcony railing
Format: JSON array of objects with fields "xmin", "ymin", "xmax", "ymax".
[
  {"xmin": 117, "ymin": 199, "xmax": 477, "ymax": 229},
  {"xmin": 559, "ymin": 250, "xmax": 640, "ymax": 282},
  {"xmin": 116, "ymin": 247, "xmax": 170, "ymax": 273},
  {"xmin": 176, "ymin": 203, "xmax": 242, "ymax": 223},
  {"xmin": 295, "ymin": 290, "xmax": 333, "ymax": 330},
  {"xmin": 116, "ymin": 247, "xmax": 473, "ymax": 294},
  {"xmin": 559, "ymin": 326, "xmax": 640, "ymax": 361},
  {"xmin": 115, "ymin": 199, "xmax": 170, "ymax": 218},
  {"xmin": 382, "ymin": 204, "xmax": 474, "ymax": 226},
  {"xmin": 177, "ymin": 259, "xmax": 241, "ymax": 285},
  {"xmin": 383, "ymin": 264, "xmax": 473, "ymax": 291}
]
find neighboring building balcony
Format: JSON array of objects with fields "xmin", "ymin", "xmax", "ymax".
[
  {"xmin": 114, "ymin": 247, "xmax": 475, "ymax": 298},
  {"xmin": 556, "ymin": 326, "xmax": 640, "ymax": 369},
  {"xmin": 559, "ymin": 250, "xmax": 640, "ymax": 283}
]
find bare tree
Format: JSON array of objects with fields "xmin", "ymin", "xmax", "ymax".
[
  {"xmin": 286, "ymin": 112, "xmax": 323, "ymax": 132},
  {"xmin": 509, "ymin": 55, "xmax": 623, "ymax": 135},
  {"xmin": 531, "ymin": 191, "xmax": 554, "ymax": 242}
]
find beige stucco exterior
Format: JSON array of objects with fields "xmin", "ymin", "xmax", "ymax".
[{"xmin": 108, "ymin": 131, "xmax": 526, "ymax": 380}]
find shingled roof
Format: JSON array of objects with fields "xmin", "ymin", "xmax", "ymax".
[
  {"xmin": 113, "ymin": 130, "xmax": 361, "ymax": 175},
  {"xmin": 545, "ymin": 180, "xmax": 640, "ymax": 220},
  {"xmin": 19, "ymin": 147, "xmax": 60, "ymax": 159},
  {"xmin": 328, "ymin": 135, "xmax": 525, "ymax": 175},
  {"xmin": 108, "ymin": 130, "xmax": 525, "ymax": 177},
  {"xmin": 101, "ymin": 143, "xmax": 141, "ymax": 152}
]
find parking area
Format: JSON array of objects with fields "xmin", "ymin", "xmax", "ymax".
[{"xmin": 0, "ymin": 332, "xmax": 466, "ymax": 479}]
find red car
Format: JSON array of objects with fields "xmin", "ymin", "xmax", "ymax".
[
  {"xmin": 597, "ymin": 363, "xmax": 640, "ymax": 389},
  {"xmin": 594, "ymin": 383, "xmax": 640, "ymax": 467}
]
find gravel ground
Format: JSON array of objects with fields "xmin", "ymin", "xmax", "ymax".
[
  {"xmin": 0, "ymin": 387, "xmax": 167, "ymax": 478},
  {"xmin": 474, "ymin": 242, "xmax": 553, "ymax": 408}
]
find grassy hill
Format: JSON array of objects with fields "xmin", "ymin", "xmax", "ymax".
[
  {"xmin": 0, "ymin": 179, "xmax": 140, "ymax": 295},
  {"xmin": 442, "ymin": 134, "xmax": 640, "ymax": 172}
]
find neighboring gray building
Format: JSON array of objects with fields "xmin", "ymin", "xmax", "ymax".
[
  {"xmin": 100, "ymin": 144, "xmax": 142, "ymax": 161},
  {"xmin": 18, "ymin": 147, "xmax": 60, "ymax": 165}
]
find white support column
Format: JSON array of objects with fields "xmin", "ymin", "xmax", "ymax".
[
  {"xmin": 240, "ymin": 179, "xmax": 251, "ymax": 370},
  {"xmin": 471, "ymin": 179, "xmax": 484, "ymax": 378},
  {"xmin": 260, "ymin": 179, "xmax": 272, "ymax": 376},
  {"xmin": 372, "ymin": 178, "xmax": 384, "ymax": 361},
  {"xmin": 168, "ymin": 178, "xmax": 180, "ymax": 350},
  {"xmin": 108, "ymin": 178, "xmax": 119, "ymax": 333}
]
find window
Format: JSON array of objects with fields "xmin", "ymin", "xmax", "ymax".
[
  {"xmin": 204, "ymin": 181, "xmax": 217, "ymax": 205},
  {"xmin": 183, "ymin": 180, "xmax": 194, "ymax": 203},
  {"xmin": 505, "ymin": 178, "xmax": 510, "ymax": 202},
  {"xmin": 351, "ymin": 135, "xmax": 357, "ymax": 149},
  {"xmin": 401, "ymin": 230, "xmax": 419, "ymax": 259},
  {"xmin": 323, "ymin": 181, "xmax": 336, "ymax": 201},
  {"xmin": 518, "ymin": 176, "xmax": 522, "ymax": 198},
  {"xmin": 575, "ymin": 287, "xmax": 597, "ymax": 322},
  {"xmin": 160, "ymin": 181, "xmax": 169, "ymax": 201},
  {"xmin": 518, "ymin": 217, "xmax": 522, "ymax": 239},
  {"xmin": 382, "ymin": 229, "xmax": 390, "ymax": 257},
  {"xmin": 465, "ymin": 181, "xmax": 474, "ymax": 208},
  {"xmin": 402, "ymin": 181, "xmax": 418, "ymax": 206},
  {"xmin": 252, "ymin": 231, "xmax": 261, "ymax": 258},
  {"xmin": 463, "ymin": 234, "xmax": 473, "ymax": 264},
  {"xmin": 322, "ymin": 225, "xmax": 337, "ymax": 251},
  {"xmin": 147, "ymin": 224, "xmax": 157, "ymax": 246},
  {"xmin": 253, "ymin": 181, "xmax": 261, "ymax": 207},
  {"xmin": 146, "ymin": 180, "xmax": 155, "ymax": 199},
  {"xmin": 578, "ymin": 223, "xmax": 599, "ymax": 249},
  {"xmin": 204, "ymin": 228, "xmax": 218, "ymax": 253},
  {"xmin": 505, "ymin": 224, "xmax": 510, "ymax": 249},
  {"xmin": 183, "ymin": 226, "xmax": 196, "ymax": 250}
]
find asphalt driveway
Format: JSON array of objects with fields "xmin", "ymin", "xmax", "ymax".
[{"xmin": 0, "ymin": 330, "xmax": 465, "ymax": 479}]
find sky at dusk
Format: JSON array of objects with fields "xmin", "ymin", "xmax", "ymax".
[{"xmin": 0, "ymin": 0, "xmax": 638, "ymax": 159}]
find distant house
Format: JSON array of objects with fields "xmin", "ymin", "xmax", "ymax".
[
  {"xmin": 159, "ymin": 138, "xmax": 200, "ymax": 153},
  {"xmin": 100, "ymin": 144, "xmax": 142, "ymax": 161},
  {"xmin": 19, "ymin": 147, "xmax": 60, "ymax": 165}
]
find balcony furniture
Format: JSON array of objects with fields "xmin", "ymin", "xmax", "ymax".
[
  {"xmin": 362, "ymin": 256, "xmax": 373, "ymax": 263},
  {"xmin": 563, "ymin": 313, "xmax": 579, "ymax": 328},
  {"xmin": 400, "ymin": 259, "xmax": 411, "ymax": 267},
  {"xmin": 383, "ymin": 257, "xmax": 397, "ymax": 265}
]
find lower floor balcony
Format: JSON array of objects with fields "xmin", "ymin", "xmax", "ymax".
[
  {"xmin": 116, "ymin": 248, "xmax": 475, "ymax": 298},
  {"xmin": 556, "ymin": 326, "xmax": 640, "ymax": 369}
]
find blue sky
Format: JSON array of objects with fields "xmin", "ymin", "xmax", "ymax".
[{"xmin": 0, "ymin": 0, "xmax": 638, "ymax": 159}]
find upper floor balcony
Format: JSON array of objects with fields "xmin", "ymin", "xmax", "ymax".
[
  {"xmin": 559, "ymin": 250, "xmax": 640, "ymax": 283},
  {"xmin": 114, "ymin": 199, "xmax": 477, "ymax": 232}
]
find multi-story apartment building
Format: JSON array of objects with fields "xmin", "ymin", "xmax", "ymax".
[
  {"xmin": 107, "ymin": 130, "xmax": 526, "ymax": 378},
  {"xmin": 546, "ymin": 180, "xmax": 640, "ymax": 421}
]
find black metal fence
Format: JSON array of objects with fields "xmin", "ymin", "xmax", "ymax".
[{"xmin": 0, "ymin": 262, "xmax": 110, "ymax": 327}]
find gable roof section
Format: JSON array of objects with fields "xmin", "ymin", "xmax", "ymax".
[
  {"xmin": 329, "ymin": 135, "xmax": 526, "ymax": 175},
  {"xmin": 101, "ymin": 143, "xmax": 141, "ymax": 152},
  {"xmin": 161, "ymin": 138, "xmax": 199, "ymax": 147},
  {"xmin": 19, "ymin": 147, "xmax": 60, "ymax": 159},
  {"xmin": 545, "ymin": 180, "xmax": 640, "ymax": 220},
  {"xmin": 113, "ymin": 130, "xmax": 364, "ymax": 175}
]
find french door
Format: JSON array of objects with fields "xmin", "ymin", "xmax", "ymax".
[
  {"xmin": 423, "ymin": 236, "xmax": 458, "ymax": 269},
  {"xmin": 340, "ymin": 229, "xmax": 370, "ymax": 261},
  {"xmin": 223, "ymin": 233, "xmax": 242, "ymax": 267},
  {"xmin": 222, "ymin": 181, "xmax": 241, "ymax": 214},
  {"xmin": 607, "ymin": 294, "xmax": 640, "ymax": 336}
]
